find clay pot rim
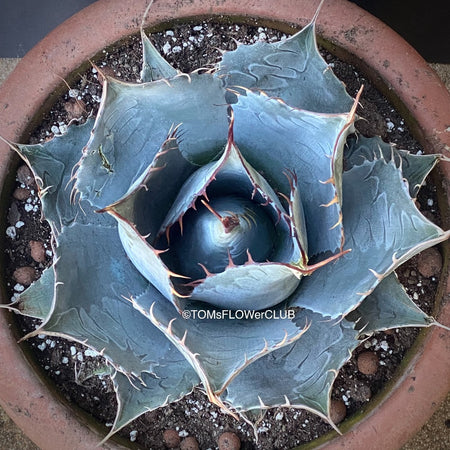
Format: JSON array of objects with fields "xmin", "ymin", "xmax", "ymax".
[{"xmin": 0, "ymin": 1, "xmax": 448, "ymax": 449}]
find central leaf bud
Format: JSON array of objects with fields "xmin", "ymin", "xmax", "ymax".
[{"xmin": 171, "ymin": 195, "xmax": 276, "ymax": 280}]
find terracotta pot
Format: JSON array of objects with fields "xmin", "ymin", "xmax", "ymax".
[{"xmin": 0, "ymin": 1, "xmax": 448, "ymax": 449}]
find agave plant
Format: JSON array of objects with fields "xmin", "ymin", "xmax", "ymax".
[{"xmin": 2, "ymin": 2, "xmax": 449, "ymax": 444}]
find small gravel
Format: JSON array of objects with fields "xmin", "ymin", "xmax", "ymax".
[
  {"xmin": 417, "ymin": 247, "xmax": 443, "ymax": 278},
  {"xmin": 12, "ymin": 266, "xmax": 37, "ymax": 286},
  {"xmin": 218, "ymin": 431, "xmax": 241, "ymax": 450},
  {"xmin": 357, "ymin": 352, "xmax": 379, "ymax": 375},
  {"xmin": 180, "ymin": 436, "xmax": 200, "ymax": 450},
  {"xmin": 329, "ymin": 399, "xmax": 347, "ymax": 425},
  {"xmin": 163, "ymin": 429, "xmax": 181, "ymax": 448},
  {"xmin": 29, "ymin": 240, "xmax": 46, "ymax": 263}
]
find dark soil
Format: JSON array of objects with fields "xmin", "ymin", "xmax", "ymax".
[{"xmin": 2, "ymin": 19, "xmax": 444, "ymax": 450}]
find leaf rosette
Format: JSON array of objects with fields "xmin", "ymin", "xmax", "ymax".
[{"xmin": 3, "ymin": 6, "xmax": 449, "ymax": 441}]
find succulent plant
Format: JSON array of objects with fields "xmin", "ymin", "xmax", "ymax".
[{"xmin": 2, "ymin": 3, "xmax": 449, "ymax": 443}]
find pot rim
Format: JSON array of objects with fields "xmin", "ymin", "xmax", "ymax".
[{"xmin": 0, "ymin": 1, "xmax": 448, "ymax": 449}]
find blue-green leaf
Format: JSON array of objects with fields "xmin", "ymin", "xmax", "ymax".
[
  {"xmin": 33, "ymin": 222, "xmax": 177, "ymax": 377},
  {"xmin": 345, "ymin": 135, "xmax": 441, "ymax": 198},
  {"xmin": 158, "ymin": 127, "xmax": 287, "ymax": 237},
  {"xmin": 115, "ymin": 221, "xmax": 182, "ymax": 308},
  {"xmin": 103, "ymin": 132, "xmax": 196, "ymax": 310},
  {"xmin": 348, "ymin": 272, "xmax": 436, "ymax": 334},
  {"xmin": 131, "ymin": 293, "xmax": 306, "ymax": 408},
  {"xmin": 140, "ymin": 30, "xmax": 178, "ymax": 82},
  {"xmin": 13, "ymin": 120, "xmax": 113, "ymax": 234},
  {"xmin": 75, "ymin": 74, "xmax": 229, "ymax": 209},
  {"xmin": 190, "ymin": 262, "xmax": 300, "ymax": 310},
  {"xmin": 224, "ymin": 309, "xmax": 359, "ymax": 423},
  {"xmin": 103, "ymin": 352, "xmax": 198, "ymax": 440},
  {"xmin": 105, "ymin": 129, "xmax": 197, "ymax": 245},
  {"xmin": 155, "ymin": 124, "xmax": 300, "ymax": 286},
  {"xmin": 2, "ymin": 266, "xmax": 54, "ymax": 319},
  {"xmin": 290, "ymin": 156, "xmax": 450, "ymax": 318},
  {"xmin": 217, "ymin": 21, "xmax": 354, "ymax": 113},
  {"xmin": 285, "ymin": 170, "xmax": 309, "ymax": 257},
  {"xmin": 233, "ymin": 90, "xmax": 356, "ymax": 256}
]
